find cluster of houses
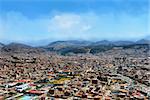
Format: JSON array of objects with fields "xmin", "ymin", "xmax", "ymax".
[
  {"xmin": 0, "ymin": 65, "xmax": 150, "ymax": 100},
  {"xmin": 0, "ymin": 53, "xmax": 150, "ymax": 99}
]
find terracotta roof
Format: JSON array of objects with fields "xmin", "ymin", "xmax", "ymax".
[
  {"xmin": 105, "ymin": 96, "xmax": 111, "ymax": 100},
  {"xmin": 16, "ymin": 79, "xmax": 31, "ymax": 83},
  {"xmin": 119, "ymin": 89, "xmax": 128, "ymax": 93},
  {"xmin": 119, "ymin": 84, "xmax": 128, "ymax": 86},
  {"xmin": 29, "ymin": 83, "xmax": 36, "ymax": 86}
]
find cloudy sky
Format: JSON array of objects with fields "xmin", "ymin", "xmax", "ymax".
[{"xmin": 0, "ymin": 0, "xmax": 149, "ymax": 44}]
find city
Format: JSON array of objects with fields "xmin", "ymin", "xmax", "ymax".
[
  {"xmin": 0, "ymin": 0, "xmax": 149, "ymax": 99},
  {"xmin": 0, "ymin": 41, "xmax": 149, "ymax": 99}
]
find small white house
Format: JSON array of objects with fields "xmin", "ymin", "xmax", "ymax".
[{"xmin": 16, "ymin": 83, "xmax": 30, "ymax": 92}]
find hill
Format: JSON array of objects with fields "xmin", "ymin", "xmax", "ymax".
[
  {"xmin": 1, "ymin": 43, "xmax": 45, "ymax": 54},
  {"xmin": 0, "ymin": 39, "xmax": 149, "ymax": 55}
]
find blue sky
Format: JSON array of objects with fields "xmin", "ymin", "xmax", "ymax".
[{"xmin": 0, "ymin": 0, "xmax": 149, "ymax": 44}]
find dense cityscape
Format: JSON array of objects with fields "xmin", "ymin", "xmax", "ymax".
[{"xmin": 0, "ymin": 40, "xmax": 149, "ymax": 100}]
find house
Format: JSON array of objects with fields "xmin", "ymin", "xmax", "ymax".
[
  {"xmin": 16, "ymin": 83, "xmax": 30, "ymax": 92},
  {"xmin": 27, "ymin": 90, "xmax": 45, "ymax": 95}
]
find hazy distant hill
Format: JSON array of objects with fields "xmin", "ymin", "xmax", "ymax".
[
  {"xmin": 48, "ymin": 40, "xmax": 92, "ymax": 46},
  {"xmin": 0, "ymin": 43, "xmax": 5, "ymax": 48},
  {"xmin": 93, "ymin": 40, "xmax": 112, "ymax": 46},
  {"xmin": 0, "ymin": 39, "xmax": 149, "ymax": 55},
  {"xmin": 44, "ymin": 39, "xmax": 149, "ymax": 55},
  {"xmin": 45, "ymin": 40, "xmax": 92, "ymax": 50},
  {"xmin": 136, "ymin": 39, "xmax": 150, "ymax": 44},
  {"xmin": 1, "ymin": 43, "xmax": 45, "ymax": 54},
  {"xmin": 112, "ymin": 41, "xmax": 134, "ymax": 46}
]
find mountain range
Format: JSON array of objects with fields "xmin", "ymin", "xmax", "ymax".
[{"xmin": 0, "ymin": 39, "xmax": 149, "ymax": 55}]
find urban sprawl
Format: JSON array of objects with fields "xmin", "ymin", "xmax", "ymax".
[{"xmin": 0, "ymin": 42, "xmax": 150, "ymax": 100}]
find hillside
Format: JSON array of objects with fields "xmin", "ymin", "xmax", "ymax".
[{"xmin": 0, "ymin": 39, "xmax": 149, "ymax": 55}]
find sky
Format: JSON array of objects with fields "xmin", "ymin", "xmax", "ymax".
[{"xmin": 0, "ymin": 0, "xmax": 149, "ymax": 45}]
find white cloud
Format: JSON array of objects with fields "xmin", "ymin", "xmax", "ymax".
[
  {"xmin": 48, "ymin": 13, "xmax": 92, "ymax": 37},
  {"xmin": 0, "ymin": 11, "xmax": 148, "ymax": 43},
  {"xmin": 51, "ymin": 14, "xmax": 80, "ymax": 29}
]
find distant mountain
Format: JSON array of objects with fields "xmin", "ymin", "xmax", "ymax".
[
  {"xmin": 93, "ymin": 40, "xmax": 112, "ymax": 46},
  {"xmin": 0, "ymin": 39, "xmax": 149, "ymax": 55},
  {"xmin": 3, "ymin": 42, "xmax": 32, "ymax": 49},
  {"xmin": 136, "ymin": 39, "xmax": 150, "ymax": 44},
  {"xmin": 112, "ymin": 41, "xmax": 134, "ymax": 46},
  {"xmin": 42, "ymin": 39, "xmax": 149, "ymax": 55},
  {"xmin": 88, "ymin": 40, "xmax": 134, "ymax": 46},
  {"xmin": 144, "ymin": 35, "xmax": 150, "ymax": 40},
  {"xmin": 1, "ymin": 43, "xmax": 45, "ymax": 53},
  {"xmin": 48, "ymin": 40, "xmax": 92, "ymax": 46},
  {"xmin": 46, "ymin": 40, "xmax": 92, "ymax": 50},
  {"xmin": 0, "ymin": 43, "xmax": 5, "ymax": 48}
]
